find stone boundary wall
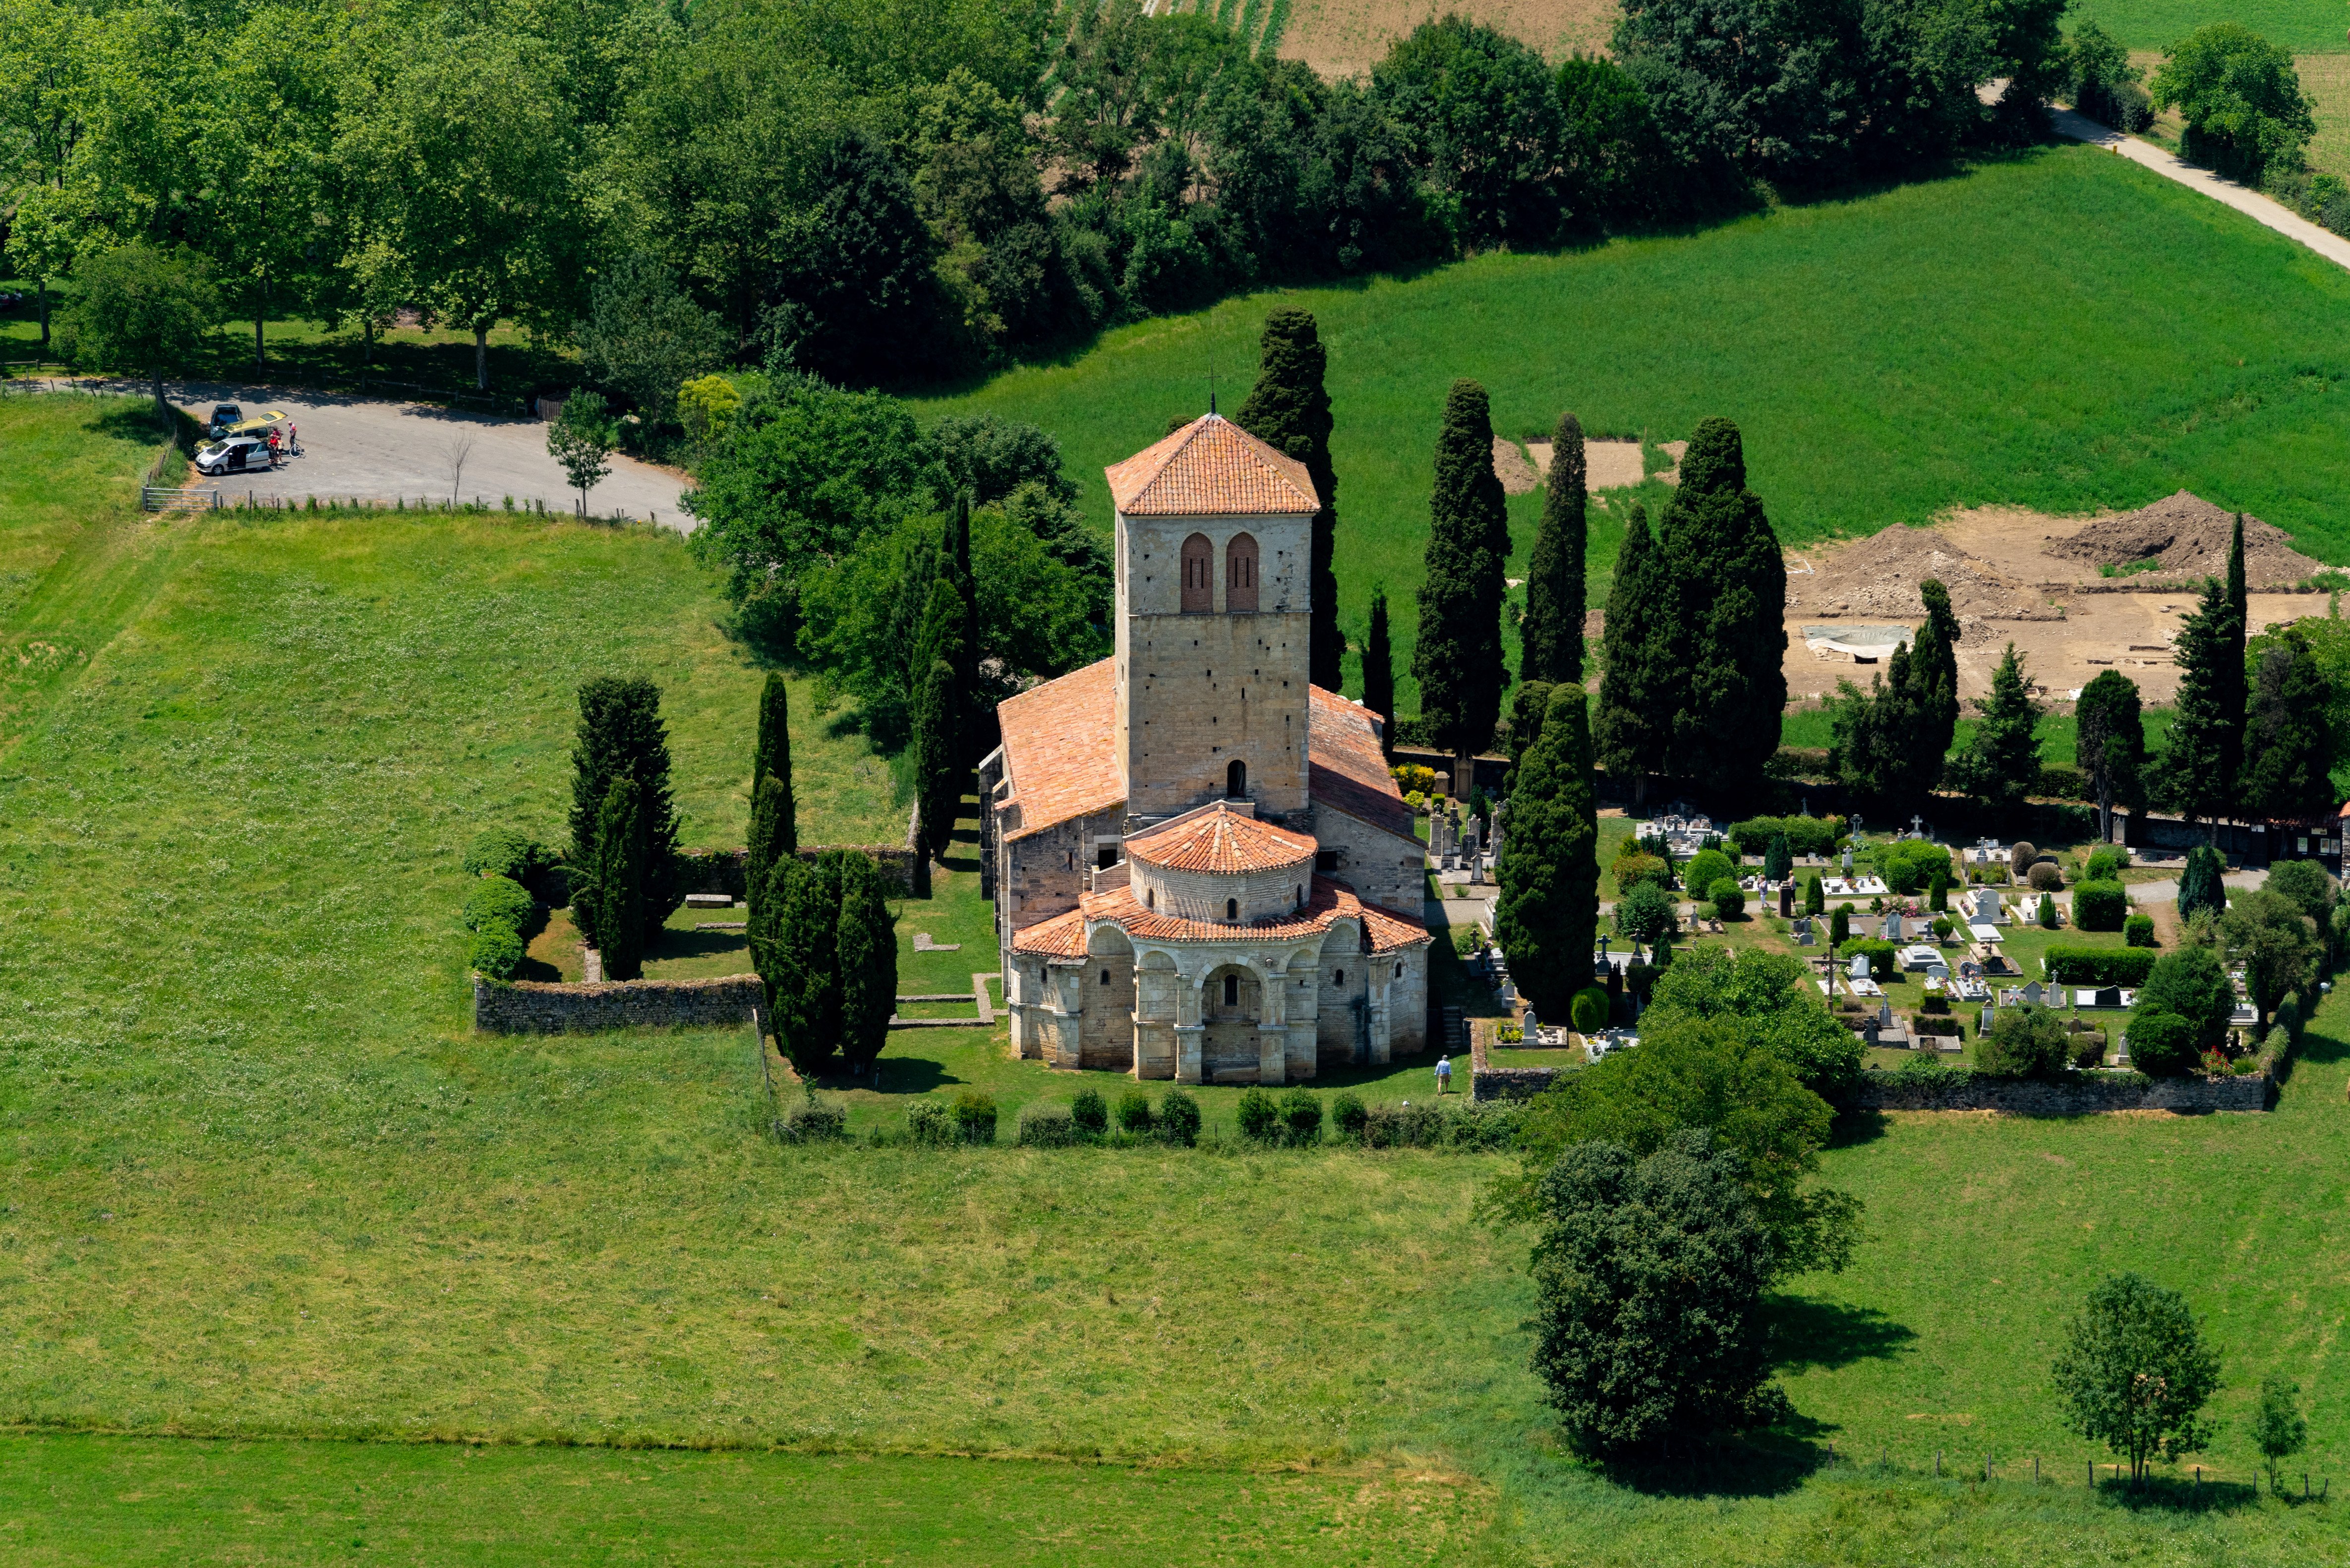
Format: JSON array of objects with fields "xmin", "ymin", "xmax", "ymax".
[
  {"xmin": 472, "ymin": 973, "xmax": 762, "ymax": 1034},
  {"xmin": 1852, "ymin": 1071, "xmax": 2271, "ymax": 1114},
  {"xmin": 1473, "ymin": 1067, "xmax": 1561, "ymax": 1103}
]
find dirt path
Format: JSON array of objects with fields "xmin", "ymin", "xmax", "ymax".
[{"xmin": 2051, "ymin": 106, "xmax": 2350, "ymax": 273}]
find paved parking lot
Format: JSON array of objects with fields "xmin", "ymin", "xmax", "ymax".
[{"xmin": 172, "ymin": 381, "xmax": 692, "ymax": 529}]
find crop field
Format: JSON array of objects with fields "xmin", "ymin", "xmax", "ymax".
[{"xmin": 924, "ymin": 146, "xmax": 2350, "ymax": 713}]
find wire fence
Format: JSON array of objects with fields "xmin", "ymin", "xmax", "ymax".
[
  {"xmin": 208, "ymin": 490, "xmax": 671, "ymax": 527},
  {"xmin": 1818, "ymin": 1443, "xmax": 2328, "ymax": 1501}
]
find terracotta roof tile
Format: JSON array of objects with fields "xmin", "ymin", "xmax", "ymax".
[
  {"xmin": 1011, "ymin": 906, "xmax": 1089, "ymax": 957},
  {"xmin": 1104, "ymin": 414, "xmax": 1318, "ymax": 517},
  {"xmin": 1359, "ymin": 899, "xmax": 1433, "ymax": 953},
  {"xmin": 995, "ymin": 657, "xmax": 1123, "ymax": 841},
  {"xmin": 1307, "ymin": 687, "xmax": 1415, "ymax": 840},
  {"xmin": 1125, "ymin": 804, "xmax": 1315, "ymax": 873},
  {"xmin": 1072, "ymin": 875, "xmax": 1431, "ymax": 948}
]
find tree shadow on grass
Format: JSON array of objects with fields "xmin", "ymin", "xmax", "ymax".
[
  {"xmin": 651, "ymin": 927, "xmax": 749, "ymax": 963},
  {"xmin": 1593, "ymin": 1417, "xmax": 1833, "ymax": 1500},
  {"xmin": 851, "ymin": 1055, "xmax": 954, "ymax": 1095},
  {"xmin": 1767, "ymin": 1295, "xmax": 1916, "ymax": 1374},
  {"xmin": 1827, "ymin": 1107, "xmax": 1890, "ymax": 1148},
  {"xmin": 2092, "ymin": 1472, "xmax": 2262, "ymax": 1513}
]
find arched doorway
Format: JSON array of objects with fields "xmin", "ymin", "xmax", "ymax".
[
  {"xmin": 1200, "ymin": 963, "xmax": 1261, "ymax": 1081},
  {"xmin": 1225, "ymin": 532, "xmax": 1258, "ymax": 612},
  {"xmin": 1226, "ymin": 758, "xmax": 1247, "ymax": 798}
]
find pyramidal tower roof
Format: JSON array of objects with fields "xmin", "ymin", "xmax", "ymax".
[{"xmin": 1103, "ymin": 413, "xmax": 1319, "ymax": 517}]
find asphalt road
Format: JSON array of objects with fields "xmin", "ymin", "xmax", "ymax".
[{"xmin": 171, "ymin": 381, "xmax": 691, "ymax": 528}]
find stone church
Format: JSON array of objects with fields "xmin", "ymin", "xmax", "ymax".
[{"xmin": 979, "ymin": 412, "xmax": 1432, "ymax": 1084}]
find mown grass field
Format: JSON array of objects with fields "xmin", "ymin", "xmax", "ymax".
[
  {"xmin": 10, "ymin": 293, "xmax": 2350, "ymax": 1556},
  {"xmin": 923, "ymin": 145, "xmax": 2350, "ymax": 714},
  {"xmin": 2078, "ymin": 0, "xmax": 2346, "ymax": 52}
]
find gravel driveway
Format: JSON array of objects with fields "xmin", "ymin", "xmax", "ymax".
[{"xmin": 171, "ymin": 381, "xmax": 692, "ymax": 529}]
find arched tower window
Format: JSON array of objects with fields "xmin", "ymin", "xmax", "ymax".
[
  {"xmin": 1224, "ymin": 974, "xmax": 1239, "ymax": 1006},
  {"xmin": 1226, "ymin": 532, "xmax": 1259, "ymax": 612},
  {"xmin": 1225, "ymin": 897, "xmax": 1239, "ymax": 921},
  {"xmin": 1180, "ymin": 533, "xmax": 1213, "ymax": 612},
  {"xmin": 1226, "ymin": 759, "xmax": 1246, "ymax": 798}
]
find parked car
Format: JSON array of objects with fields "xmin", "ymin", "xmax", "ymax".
[
  {"xmin": 195, "ymin": 436, "xmax": 276, "ymax": 475},
  {"xmin": 206, "ymin": 404, "xmax": 244, "ymax": 439}
]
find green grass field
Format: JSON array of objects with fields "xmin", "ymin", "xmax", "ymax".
[
  {"xmin": 922, "ymin": 146, "xmax": 2350, "ymax": 715},
  {"xmin": 2073, "ymin": 0, "xmax": 2347, "ymax": 52},
  {"xmin": 14, "ymin": 174, "xmax": 2350, "ymax": 1558}
]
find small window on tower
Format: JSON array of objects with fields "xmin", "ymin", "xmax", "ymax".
[
  {"xmin": 1227, "ymin": 759, "xmax": 1247, "ymax": 798},
  {"xmin": 1226, "ymin": 897, "xmax": 1239, "ymax": 921},
  {"xmin": 1335, "ymin": 969, "xmax": 1346, "ymax": 987},
  {"xmin": 1101, "ymin": 969, "xmax": 1111, "ymax": 985},
  {"xmin": 1180, "ymin": 533, "xmax": 1213, "ymax": 613},
  {"xmin": 1226, "ymin": 533, "xmax": 1259, "ymax": 612}
]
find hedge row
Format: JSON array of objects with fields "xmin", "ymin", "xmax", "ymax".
[
  {"xmin": 2071, "ymin": 879, "xmax": 2128, "ymax": 931},
  {"xmin": 1728, "ymin": 814, "xmax": 1845, "ymax": 858},
  {"xmin": 2042, "ymin": 946, "xmax": 2159, "ymax": 985}
]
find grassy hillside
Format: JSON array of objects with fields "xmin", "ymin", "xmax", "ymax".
[
  {"xmin": 2073, "ymin": 0, "xmax": 2347, "ymax": 52},
  {"xmin": 921, "ymin": 145, "xmax": 2350, "ymax": 714}
]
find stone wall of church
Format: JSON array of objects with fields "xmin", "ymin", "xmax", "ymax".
[
  {"xmin": 1311, "ymin": 808, "xmax": 1427, "ymax": 916},
  {"xmin": 1387, "ymin": 949, "xmax": 1430, "ymax": 1054},
  {"xmin": 1132, "ymin": 858, "xmax": 1313, "ymax": 924},
  {"xmin": 999, "ymin": 807, "xmax": 1122, "ymax": 941},
  {"xmin": 1120, "ymin": 612, "xmax": 1314, "ymax": 818},
  {"xmin": 1316, "ymin": 954, "xmax": 1370, "ymax": 1065}
]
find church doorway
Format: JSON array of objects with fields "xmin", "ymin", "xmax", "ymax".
[
  {"xmin": 1200, "ymin": 963, "xmax": 1261, "ymax": 1081},
  {"xmin": 1226, "ymin": 758, "xmax": 1246, "ymax": 798}
]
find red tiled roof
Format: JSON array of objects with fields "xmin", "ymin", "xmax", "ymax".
[
  {"xmin": 1071, "ymin": 875, "xmax": 1431, "ymax": 948},
  {"xmin": 1011, "ymin": 907, "xmax": 1089, "ymax": 957},
  {"xmin": 995, "ymin": 657, "xmax": 1123, "ymax": 841},
  {"xmin": 1307, "ymin": 686, "xmax": 1415, "ymax": 841},
  {"xmin": 1104, "ymin": 414, "xmax": 1318, "ymax": 517},
  {"xmin": 1125, "ymin": 803, "xmax": 1315, "ymax": 874},
  {"xmin": 1360, "ymin": 899, "xmax": 1433, "ymax": 953}
]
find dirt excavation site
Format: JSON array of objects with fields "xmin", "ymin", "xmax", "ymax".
[{"xmin": 1782, "ymin": 493, "xmax": 2336, "ymax": 706}]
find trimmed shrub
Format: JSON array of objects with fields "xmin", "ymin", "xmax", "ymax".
[
  {"xmin": 1363, "ymin": 1101, "xmax": 1445, "ymax": 1148},
  {"xmin": 1728, "ymin": 814, "xmax": 1843, "ymax": 858},
  {"xmin": 952, "ymin": 1090, "xmax": 998, "ymax": 1145},
  {"xmin": 782, "ymin": 1100, "xmax": 846, "ymax": 1142},
  {"xmin": 1157, "ymin": 1089, "xmax": 1202, "ymax": 1147},
  {"xmin": 2028, "ymin": 861, "xmax": 2065, "ymax": 892},
  {"xmin": 2009, "ymin": 840, "xmax": 2039, "ymax": 880},
  {"xmin": 2126, "ymin": 1010, "xmax": 2198, "ymax": 1076},
  {"xmin": 1829, "ymin": 906, "xmax": 1851, "ymax": 945},
  {"xmin": 2086, "ymin": 846, "xmax": 2125, "ymax": 880},
  {"xmin": 1570, "ymin": 987, "xmax": 1609, "ymax": 1033},
  {"xmin": 2072, "ymin": 880, "xmax": 2127, "ymax": 931},
  {"xmin": 907, "ymin": 1099, "xmax": 954, "ymax": 1147},
  {"xmin": 469, "ymin": 924, "xmax": 525, "ymax": 980},
  {"xmin": 1682, "ymin": 848, "xmax": 1734, "ymax": 896},
  {"xmin": 1236, "ymin": 1086, "xmax": 1281, "ymax": 1143},
  {"xmin": 1708, "ymin": 877, "xmax": 1745, "ymax": 920},
  {"xmin": 1070, "ymin": 1087, "xmax": 1109, "ymax": 1137},
  {"xmin": 2043, "ymin": 946, "xmax": 2159, "ymax": 985},
  {"xmin": 1016, "ymin": 1105, "xmax": 1080, "ymax": 1147},
  {"xmin": 1912, "ymin": 1014, "xmax": 1963, "ymax": 1036},
  {"xmin": 1978, "ymin": 1003, "xmax": 2070, "ymax": 1077},
  {"xmin": 1114, "ymin": 1088, "xmax": 1154, "ymax": 1134},
  {"xmin": 2123, "ymin": 913, "xmax": 2157, "ymax": 947},
  {"xmin": 2072, "ymin": 1033, "xmax": 2107, "ymax": 1071},
  {"xmin": 464, "ymin": 828, "xmax": 557, "ymax": 883},
  {"xmin": 1843, "ymin": 938, "xmax": 1898, "ymax": 981},
  {"xmin": 1332, "ymin": 1091, "xmax": 1368, "ymax": 1141},
  {"xmin": 1611, "ymin": 850, "xmax": 1669, "ymax": 892},
  {"xmin": 2037, "ymin": 892, "xmax": 2059, "ymax": 929},
  {"xmin": 464, "ymin": 874, "xmax": 535, "ymax": 933},
  {"xmin": 1279, "ymin": 1087, "xmax": 1324, "ymax": 1147}
]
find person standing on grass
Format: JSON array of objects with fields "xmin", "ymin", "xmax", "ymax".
[{"xmin": 1435, "ymin": 1055, "xmax": 1453, "ymax": 1095}]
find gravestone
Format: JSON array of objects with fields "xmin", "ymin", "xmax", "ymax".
[
  {"xmin": 1849, "ymin": 952, "xmax": 1872, "ymax": 980},
  {"xmin": 1780, "ymin": 882, "xmax": 1795, "ymax": 918},
  {"xmin": 1792, "ymin": 916, "xmax": 1813, "ymax": 944},
  {"xmin": 1842, "ymin": 846, "xmax": 1855, "ymax": 874},
  {"xmin": 2022, "ymin": 981, "xmax": 2045, "ymax": 1006},
  {"xmin": 1883, "ymin": 911, "xmax": 1903, "ymax": 941}
]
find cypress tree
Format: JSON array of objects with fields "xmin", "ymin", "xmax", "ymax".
[
  {"xmin": 2154, "ymin": 576, "xmax": 2239, "ymax": 839},
  {"xmin": 1506, "ymin": 679, "xmax": 1555, "ymax": 793},
  {"xmin": 1234, "ymin": 307, "xmax": 1344, "ymax": 689},
  {"xmin": 834, "ymin": 853, "xmax": 897, "ymax": 1076},
  {"xmin": 1362, "ymin": 586, "xmax": 1396, "ymax": 762},
  {"xmin": 912, "ymin": 655, "xmax": 959, "ymax": 867},
  {"xmin": 567, "ymin": 677, "xmax": 682, "ymax": 949},
  {"xmin": 2224, "ymin": 513, "xmax": 2248, "ymax": 788},
  {"xmin": 1495, "ymin": 684, "xmax": 1599, "ymax": 1018},
  {"xmin": 1946, "ymin": 643, "xmax": 2043, "ymax": 810},
  {"xmin": 765, "ymin": 850, "xmax": 848, "ymax": 1073},
  {"xmin": 753, "ymin": 670, "xmax": 794, "ymax": 806},
  {"xmin": 2176, "ymin": 844, "xmax": 2227, "ymax": 922},
  {"xmin": 2075, "ymin": 670, "xmax": 2146, "ymax": 844},
  {"xmin": 748, "ymin": 854, "xmax": 798, "ymax": 1038},
  {"xmin": 1763, "ymin": 833, "xmax": 1793, "ymax": 884},
  {"xmin": 1804, "ymin": 871, "xmax": 1825, "ymax": 916},
  {"xmin": 588, "ymin": 778, "xmax": 649, "ymax": 981},
  {"xmin": 747, "ymin": 672, "xmax": 797, "ymax": 928},
  {"xmin": 1592, "ymin": 503, "xmax": 1669, "ymax": 805},
  {"xmin": 1413, "ymin": 380, "xmax": 1512, "ymax": 795},
  {"xmin": 1655, "ymin": 418, "xmax": 1786, "ymax": 790},
  {"xmin": 2241, "ymin": 630, "xmax": 2336, "ymax": 822},
  {"xmin": 1906, "ymin": 578, "xmax": 1961, "ymax": 771},
  {"xmin": 1521, "ymin": 411, "xmax": 1586, "ymax": 686}
]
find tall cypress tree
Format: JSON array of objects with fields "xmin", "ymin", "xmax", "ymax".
[
  {"xmin": 1234, "ymin": 307, "xmax": 1344, "ymax": 689},
  {"xmin": 1592, "ymin": 502, "xmax": 1669, "ymax": 806},
  {"xmin": 1413, "ymin": 380, "xmax": 1511, "ymax": 794},
  {"xmin": 1506, "ymin": 679, "xmax": 1555, "ymax": 793},
  {"xmin": 2223, "ymin": 513, "xmax": 2249, "ymax": 789},
  {"xmin": 765, "ymin": 850, "xmax": 848, "ymax": 1073},
  {"xmin": 1495, "ymin": 684, "xmax": 1599, "ymax": 1018},
  {"xmin": 1906, "ymin": 578, "xmax": 1961, "ymax": 768},
  {"xmin": 747, "ymin": 672, "xmax": 797, "ymax": 928},
  {"xmin": 912, "ymin": 656, "xmax": 959, "ymax": 867},
  {"xmin": 1655, "ymin": 418, "xmax": 1786, "ymax": 790},
  {"xmin": 1362, "ymin": 585, "xmax": 1396, "ymax": 762},
  {"xmin": 834, "ymin": 853, "xmax": 897, "ymax": 1076},
  {"xmin": 588, "ymin": 777, "xmax": 649, "ymax": 981},
  {"xmin": 2075, "ymin": 670, "xmax": 2146, "ymax": 843},
  {"xmin": 2241, "ymin": 629, "xmax": 2336, "ymax": 822},
  {"xmin": 2155, "ymin": 576, "xmax": 2240, "ymax": 839},
  {"xmin": 1520, "ymin": 411, "xmax": 1587, "ymax": 686},
  {"xmin": 567, "ymin": 677, "xmax": 682, "ymax": 949}
]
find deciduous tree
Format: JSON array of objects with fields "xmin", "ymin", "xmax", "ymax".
[
  {"xmin": 2240, "ymin": 628, "xmax": 2336, "ymax": 823},
  {"xmin": 2051, "ymin": 1272, "xmax": 2221, "ymax": 1485},
  {"xmin": 61, "ymin": 242, "xmax": 220, "ymax": 411},
  {"xmin": 2151, "ymin": 23, "xmax": 2314, "ymax": 183},
  {"xmin": 2076, "ymin": 670, "xmax": 2146, "ymax": 843},
  {"xmin": 578, "ymin": 252, "xmax": 728, "ymax": 437}
]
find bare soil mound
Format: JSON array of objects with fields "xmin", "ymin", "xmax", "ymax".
[
  {"xmin": 1524, "ymin": 438, "xmax": 1683, "ymax": 491},
  {"xmin": 2046, "ymin": 491, "xmax": 2323, "ymax": 586},
  {"xmin": 1492, "ymin": 436, "xmax": 1540, "ymax": 495},
  {"xmin": 1792, "ymin": 527, "xmax": 2061, "ymax": 625}
]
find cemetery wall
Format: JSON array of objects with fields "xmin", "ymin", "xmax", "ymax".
[
  {"xmin": 472, "ymin": 973, "xmax": 762, "ymax": 1034},
  {"xmin": 1852, "ymin": 1070, "xmax": 2271, "ymax": 1114}
]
